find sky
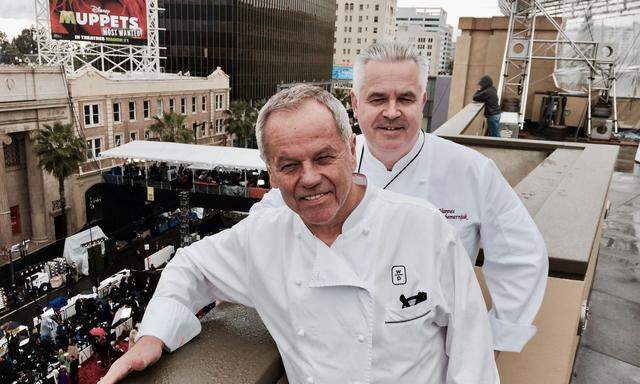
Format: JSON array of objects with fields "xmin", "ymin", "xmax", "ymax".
[{"xmin": 0, "ymin": 1, "xmax": 502, "ymax": 39}]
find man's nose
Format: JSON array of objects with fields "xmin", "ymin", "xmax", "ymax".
[
  {"xmin": 383, "ymin": 99, "xmax": 401, "ymax": 119},
  {"xmin": 300, "ymin": 163, "xmax": 322, "ymax": 188}
]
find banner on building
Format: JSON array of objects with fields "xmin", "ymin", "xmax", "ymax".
[
  {"xmin": 332, "ymin": 66, "xmax": 353, "ymax": 81},
  {"xmin": 147, "ymin": 186, "xmax": 154, "ymax": 202},
  {"xmin": 49, "ymin": 0, "xmax": 148, "ymax": 46}
]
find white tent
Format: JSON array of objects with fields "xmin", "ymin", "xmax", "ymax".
[
  {"xmin": 63, "ymin": 226, "xmax": 107, "ymax": 276},
  {"xmin": 98, "ymin": 140, "xmax": 266, "ymax": 171}
]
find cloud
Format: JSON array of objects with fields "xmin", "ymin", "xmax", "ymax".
[
  {"xmin": 1, "ymin": 3, "xmax": 35, "ymax": 19},
  {"xmin": 0, "ymin": 18, "xmax": 35, "ymax": 39}
]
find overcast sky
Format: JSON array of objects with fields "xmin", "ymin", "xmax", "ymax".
[{"xmin": 0, "ymin": 1, "xmax": 501, "ymax": 39}]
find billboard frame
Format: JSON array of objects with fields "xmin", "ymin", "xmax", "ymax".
[{"xmin": 35, "ymin": 0, "xmax": 163, "ymax": 75}]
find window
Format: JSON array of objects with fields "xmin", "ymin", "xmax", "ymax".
[
  {"xmin": 144, "ymin": 130, "xmax": 150, "ymax": 140},
  {"xmin": 157, "ymin": 99, "xmax": 163, "ymax": 117},
  {"xmin": 129, "ymin": 131, "xmax": 137, "ymax": 141},
  {"xmin": 359, "ymin": 4, "xmax": 363, "ymax": 10},
  {"xmin": 343, "ymin": 37, "xmax": 347, "ymax": 43},
  {"xmin": 215, "ymin": 118, "xmax": 225, "ymax": 133},
  {"xmin": 344, "ymin": 15, "xmax": 348, "ymax": 22},
  {"xmin": 3, "ymin": 136, "xmax": 22, "ymax": 167},
  {"xmin": 143, "ymin": 100, "xmax": 150, "ymax": 119},
  {"xmin": 348, "ymin": 27, "xmax": 352, "ymax": 32},
  {"xmin": 181, "ymin": 98, "xmax": 186, "ymax": 114},
  {"xmin": 349, "ymin": 3, "xmax": 353, "ymax": 10},
  {"xmin": 10, "ymin": 206, "xmax": 20, "ymax": 234},
  {"xmin": 201, "ymin": 96, "xmax": 207, "ymax": 112},
  {"xmin": 375, "ymin": 4, "xmax": 379, "ymax": 11},
  {"xmin": 169, "ymin": 98, "xmax": 175, "ymax": 113},
  {"xmin": 358, "ymin": 15, "xmax": 362, "ymax": 22},
  {"xmin": 191, "ymin": 97, "xmax": 197, "ymax": 113},
  {"xmin": 344, "ymin": 2, "xmax": 348, "ymax": 10},
  {"xmin": 357, "ymin": 38, "xmax": 361, "ymax": 44},
  {"xmin": 418, "ymin": 37, "xmax": 425, "ymax": 43},
  {"xmin": 113, "ymin": 102, "xmax": 121, "ymax": 123},
  {"xmin": 129, "ymin": 101, "xmax": 136, "ymax": 121},
  {"xmin": 428, "ymin": 45, "xmax": 432, "ymax": 50},
  {"xmin": 356, "ymin": 49, "xmax": 360, "ymax": 54},
  {"xmin": 374, "ymin": 16, "xmax": 378, "ymax": 23},
  {"xmin": 349, "ymin": 15, "xmax": 352, "ymax": 22},
  {"xmin": 372, "ymin": 39, "xmax": 377, "ymax": 44},
  {"xmin": 215, "ymin": 94, "xmax": 224, "ymax": 110},
  {"xmin": 373, "ymin": 27, "xmax": 378, "ymax": 34},
  {"xmin": 84, "ymin": 103, "xmax": 100, "ymax": 126},
  {"xmin": 86, "ymin": 137, "xmax": 101, "ymax": 159},
  {"xmin": 114, "ymin": 134, "xmax": 122, "ymax": 147},
  {"xmin": 358, "ymin": 27, "xmax": 362, "ymax": 33},
  {"xmin": 428, "ymin": 38, "xmax": 433, "ymax": 43}
]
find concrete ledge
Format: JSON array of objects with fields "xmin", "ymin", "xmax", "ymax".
[{"xmin": 124, "ymin": 304, "xmax": 283, "ymax": 384}]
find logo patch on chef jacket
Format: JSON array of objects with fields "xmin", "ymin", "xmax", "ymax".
[{"xmin": 391, "ymin": 265, "xmax": 407, "ymax": 285}]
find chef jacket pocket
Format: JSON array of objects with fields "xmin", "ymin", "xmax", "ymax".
[{"xmin": 384, "ymin": 301, "xmax": 433, "ymax": 325}]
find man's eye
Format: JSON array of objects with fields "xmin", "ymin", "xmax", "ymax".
[
  {"xmin": 399, "ymin": 97, "xmax": 415, "ymax": 103},
  {"xmin": 280, "ymin": 164, "xmax": 296, "ymax": 172},
  {"xmin": 316, "ymin": 156, "xmax": 334, "ymax": 164}
]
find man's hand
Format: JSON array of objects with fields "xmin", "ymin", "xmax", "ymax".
[{"xmin": 98, "ymin": 335, "xmax": 164, "ymax": 384}]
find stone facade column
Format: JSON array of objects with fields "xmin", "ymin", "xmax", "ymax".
[
  {"xmin": 0, "ymin": 134, "xmax": 13, "ymax": 249},
  {"xmin": 24, "ymin": 131, "xmax": 48, "ymax": 244}
]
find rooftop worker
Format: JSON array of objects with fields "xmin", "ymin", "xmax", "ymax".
[
  {"xmin": 99, "ymin": 84, "xmax": 498, "ymax": 383},
  {"xmin": 253, "ymin": 41, "xmax": 548, "ymax": 357},
  {"xmin": 472, "ymin": 75, "xmax": 502, "ymax": 137}
]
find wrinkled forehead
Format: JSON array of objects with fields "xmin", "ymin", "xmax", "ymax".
[{"xmin": 360, "ymin": 59, "xmax": 423, "ymax": 97}]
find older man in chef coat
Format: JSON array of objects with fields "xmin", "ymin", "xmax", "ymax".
[
  {"xmin": 253, "ymin": 41, "xmax": 549, "ymax": 356},
  {"xmin": 99, "ymin": 85, "xmax": 498, "ymax": 384}
]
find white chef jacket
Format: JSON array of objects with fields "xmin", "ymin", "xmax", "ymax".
[
  {"xmin": 252, "ymin": 133, "xmax": 549, "ymax": 352},
  {"xmin": 139, "ymin": 180, "xmax": 499, "ymax": 383}
]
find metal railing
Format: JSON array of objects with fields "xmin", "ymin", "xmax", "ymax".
[{"xmin": 103, "ymin": 174, "xmax": 260, "ymax": 198}]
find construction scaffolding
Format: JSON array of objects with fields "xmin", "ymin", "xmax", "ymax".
[
  {"xmin": 34, "ymin": 0, "xmax": 164, "ymax": 75},
  {"xmin": 497, "ymin": 0, "xmax": 640, "ymax": 136}
]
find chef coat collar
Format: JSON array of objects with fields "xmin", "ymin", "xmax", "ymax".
[{"xmin": 362, "ymin": 130, "xmax": 425, "ymax": 172}]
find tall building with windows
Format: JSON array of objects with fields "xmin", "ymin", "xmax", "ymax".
[
  {"xmin": 158, "ymin": 0, "xmax": 336, "ymax": 101},
  {"xmin": 396, "ymin": 7, "xmax": 454, "ymax": 75},
  {"xmin": 333, "ymin": 1, "xmax": 397, "ymax": 67}
]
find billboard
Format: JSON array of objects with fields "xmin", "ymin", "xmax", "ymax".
[
  {"xmin": 332, "ymin": 66, "xmax": 353, "ymax": 81},
  {"xmin": 49, "ymin": 0, "xmax": 148, "ymax": 46}
]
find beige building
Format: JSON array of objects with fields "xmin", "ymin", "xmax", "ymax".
[
  {"xmin": 396, "ymin": 7, "xmax": 454, "ymax": 75},
  {"xmin": 333, "ymin": 0, "xmax": 397, "ymax": 66},
  {"xmin": 0, "ymin": 65, "xmax": 231, "ymax": 252}
]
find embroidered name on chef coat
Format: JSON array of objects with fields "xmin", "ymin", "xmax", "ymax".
[{"xmin": 391, "ymin": 265, "xmax": 407, "ymax": 285}]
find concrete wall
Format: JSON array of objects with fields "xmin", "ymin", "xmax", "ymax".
[{"xmin": 449, "ymin": 17, "xmax": 562, "ymax": 120}]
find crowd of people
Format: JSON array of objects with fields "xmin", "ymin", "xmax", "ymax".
[
  {"xmin": 0, "ymin": 271, "xmax": 161, "ymax": 384},
  {"xmin": 110, "ymin": 162, "xmax": 270, "ymax": 191}
]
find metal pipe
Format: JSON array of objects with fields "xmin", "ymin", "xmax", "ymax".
[
  {"xmin": 519, "ymin": 9, "xmax": 537, "ymax": 130},
  {"xmin": 612, "ymin": 75, "xmax": 619, "ymax": 133},
  {"xmin": 587, "ymin": 69, "xmax": 593, "ymax": 135},
  {"xmin": 498, "ymin": 0, "xmax": 518, "ymax": 102}
]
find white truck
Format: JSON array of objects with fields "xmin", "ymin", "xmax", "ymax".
[{"xmin": 24, "ymin": 257, "xmax": 68, "ymax": 294}]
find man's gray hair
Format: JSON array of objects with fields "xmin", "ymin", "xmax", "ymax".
[
  {"xmin": 255, "ymin": 84, "xmax": 352, "ymax": 161},
  {"xmin": 353, "ymin": 40, "xmax": 429, "ymax": 97}
]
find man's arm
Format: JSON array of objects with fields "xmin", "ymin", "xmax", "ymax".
[
  {"xmin": 472, "ymin": 88, "xmax": 489, "ymax": 103},
  {"xmin": 438, "ymin": 228, "xmax": 499, "ymax": 383},
  {"xmin": 479, "ymin": 160, "xmax": 549, "ymax": 352},
  {"xmin": 99, "ymin": 219, "xmax": 254, "ymax": 383}
]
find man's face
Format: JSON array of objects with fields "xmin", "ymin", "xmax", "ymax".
[
  {"xmin": 351, "ymin": 60, "xmax": 426, "ymax": 160},
  {"xmin": 265, "ymin": 100, "xmax": 357, "ymax": 228}
]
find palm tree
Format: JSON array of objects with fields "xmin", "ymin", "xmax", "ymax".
[
  {"xmin": 148, "ymin": 112, "xmax": 194, "ymax": 143},
  {"xmin": 33, "ymin": 122, "xmax": 86, "ymax": 237},
  {"xmin": 226, "ymin": 99, "xmax": 267, "ymax": 148}
]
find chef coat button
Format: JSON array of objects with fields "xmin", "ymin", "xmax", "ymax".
[
  {"xmin": 297, "ymin": 329, "xmax": 305, "ymax": 337},
  {"xmin": 362, "ymin": 228, "xmax": 370, "ymax": 236},
  {"xmin": 357, "ymin": 334, "xmax": 365, "ymax": 342},
  {"xmin": 295, "ymin": 279, "xmax": 302, "ymax": 286},
  {"xmin": 306, "ymin": 376, "xmax": 314, "ymax": 383},
  {"xmin": 296, "ymin": 232, "xmax": 302, "ymax": 239},
  {"xmin": 418, "ymin": 178, "xmax": 427, "ymax": 184}
]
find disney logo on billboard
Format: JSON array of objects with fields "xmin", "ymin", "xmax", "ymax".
[{"xmin": 90, "ymin": 6, "xmax": 111, "ymax": 15}]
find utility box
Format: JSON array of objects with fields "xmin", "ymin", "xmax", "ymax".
[{"xmin": 499, "ymin": 112, "xmax": 520, "ymax": 138}]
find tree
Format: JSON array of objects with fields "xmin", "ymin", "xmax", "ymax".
[
  {"xmin": 33, "ymin": 122, "xmax": 86, "ymax": 238},
  {"xmin": 226, "ymin": 99, "xmax": 266, "ymax": 148},
  {"xmin": 148, "ymin": 111, "xmax": 194, "ymax": 143},
  {"xmin": 12, "ymin": 27, "xmax": 37, "ymax": 56}
]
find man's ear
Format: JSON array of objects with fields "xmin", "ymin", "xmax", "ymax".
[
  {"xmin": 350, "ymin": 89, "xmax": 359, "ymax": 119},
  {"xmin": 421, "ymin": 91, "xmax": 427, "ymax": 110},
  {"xmin": 349, "ymin": 134, "xmax": 357, "ymax": 171},
  {"xmin": 266, "ymin": 165, "xmax": 279, "ymax": 189}
]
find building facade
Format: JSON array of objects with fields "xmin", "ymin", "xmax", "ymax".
[
  {"xmin": 396, "ymin": 7, "xmax": 454, "ymax": 75},
  {"xmin": 333, "ymin": 0, "xmax": 397, "ymax": 66},
  {"xmin": 0, "ymin": 65, "xmax": 231, "ymax": 252},
  {"xmin": 158, "ymin": 0, "xmax": 336, "ymax": 101}
]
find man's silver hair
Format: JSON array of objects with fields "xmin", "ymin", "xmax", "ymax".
[
  {"xmin": 255, "ymin": 84, "xmax": 352, "ymax": 162},
  {"xmin": 353, "ymin": 40, "xmax": 429, "ymax": 97}
]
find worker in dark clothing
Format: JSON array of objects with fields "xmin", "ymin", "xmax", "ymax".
[{"xmin": 472, "ymin": 75, "xmax": 502, "ymax": 137}]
